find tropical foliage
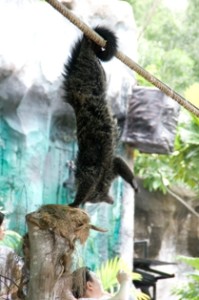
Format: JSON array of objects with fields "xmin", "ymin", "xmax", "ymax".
[
  {"xmin": 172, "ymin": 256, "xmax": 199, "ymax": 300},
  {"xmin": 0, "ymin": 230, "xmax": 23, "ymax": 254},
  {"xmin": 134, "ymin": 110, "xmax": 199, "ymax": 193},
  {"xmin": 125, "ymin": 0, "xmax": 199, "ymax": 194},
  {"xmin": 185, "ymin": 83, "xmax": 199, "ymax": 109},
  {"xmin": 96, "ymin": 257, "xmax": 150, "ymax": 300}
]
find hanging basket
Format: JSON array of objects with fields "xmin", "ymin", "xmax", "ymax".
[{"xmin": 122, "ymin": 86, "xmax": 180, "ymax": 154}]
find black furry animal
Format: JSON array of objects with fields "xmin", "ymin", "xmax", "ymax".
[{"xmin": 63, "ymin": 26, "xmax": 138, "ymax": 207}]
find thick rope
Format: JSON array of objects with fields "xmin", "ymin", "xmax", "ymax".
[
  {"xmin": 46, "ymin": 0, "xmax": 199, "ymax": 118},
  {"xmin": 167, "ymin": 188, "xmax": 199, "ymax": 218}
]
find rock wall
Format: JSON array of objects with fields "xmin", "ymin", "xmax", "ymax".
[
  {"xmin": 134, "ymin": 179, "xmax": 199, "ymax": 299},
  {"xmin": 0, "ymin": 0, "xmax": 137, "ymax": 268}
]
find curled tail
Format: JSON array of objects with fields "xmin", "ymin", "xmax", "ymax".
[
  {"xmin": 64, "ymin": 26, "xmax": 118, "ymax": 78},
  {"xmin": 63, "ymin": 26, "xmax": 118, "ymax": 108},
  {"xmin": 91, "ymin": 26, "xmax": 118, "ymax": 61}
]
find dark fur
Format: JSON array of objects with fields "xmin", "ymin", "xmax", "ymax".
[{"xmin": 63, "ymin": 26, "xmax": 138, "ymax": 207}]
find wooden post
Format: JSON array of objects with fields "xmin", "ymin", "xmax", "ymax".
[
  {"xmin": 24, "ymin": 205, "xmax": 106, "ymax": 300},
  {"xmin": 119, "ymin": 145, "xmax": 135, "ymax": 270},
  {"xmin": 26, "ymin": 216, "xmax": 69, "ymax": 299}
]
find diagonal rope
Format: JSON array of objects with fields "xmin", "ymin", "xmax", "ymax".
[
  {"xmin": 167, "ymin": 188, "xmax": 199, "ymax": 218},
  {"xmin": 46, "ymin": 0, "xmax": 199, "ymax": 118}
]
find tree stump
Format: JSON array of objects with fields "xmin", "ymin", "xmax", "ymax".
[{"xmin": 24, "ymin": 205, "xmax": 106, "ymax": 300}]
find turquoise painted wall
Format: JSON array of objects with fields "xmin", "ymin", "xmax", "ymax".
[{"xmin": 0, "ymin": 114, "xmax": 124, "ymax": 267}]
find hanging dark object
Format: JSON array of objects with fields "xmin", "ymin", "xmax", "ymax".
[
  {"xmin": 122, "ymin": 86, "xmax": 180, "ymax": 154},
  {"xmin": 0, "ymin": 212, "xmax": 4, "ymax": 226}
]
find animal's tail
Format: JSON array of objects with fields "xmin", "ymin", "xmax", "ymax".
[
  {"xmin": 91, "ymin": 26, "xmax": 118, "ymax": 61},
  {"xmin": 63, "ymin": 26, "xmax": 118, "ymax": 107},
  {"xmin": 65, "ymin": 26, "xmax": 118, "ymax": 76}
]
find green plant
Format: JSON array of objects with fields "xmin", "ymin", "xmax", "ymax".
[
  {"xmin": 123, "ymin": 0, "xmax": 199, "ymax": 195},
  {"xmin": 134, "ymin": 109, "xmax": 199, "ymax": 194},
  {"xmin": 184, "ymin": 83, "xmax": 199, "ymax": 108},
  {"xmin": 96, "ymin": 257, "xmax": 150, "ymax": 300},
  {"xmin": 172, "ymin": 256, "xmax": 199, "ymax": 300},
  {"xmin": 0, "ymin": 230, "xmax": 23, "ymax": 254}
]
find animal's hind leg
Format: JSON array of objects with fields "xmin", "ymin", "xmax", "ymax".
[
  {"xmin": 93, "ymin": 169, "xmax": 115, "ymax": 204},
  {"xmin": 89, "ymin": 191, "xmax": 114, "ymax": 204},
  {"xmin": 113, "ymin": 156, "xmax": 138, "ymax": 192}
]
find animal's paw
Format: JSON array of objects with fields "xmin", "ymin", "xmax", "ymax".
[
  {"xmin": 103, "ymin": 195, "xmax": 114, "ymax": 204},
  {"xmin": 68, "ymin": 202, "xmax": 79, "ymax": 208}
]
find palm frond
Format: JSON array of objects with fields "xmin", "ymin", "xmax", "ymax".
[{"xmin": 96, "ymin": 257, "xmax": 150, "ymax": 300}]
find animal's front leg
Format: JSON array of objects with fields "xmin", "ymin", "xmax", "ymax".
[
  {"xmin": 68, "ymin": 178, "xmax": 95, "ymax": 207},
  {"xmin": 113, "ymin": 156, "xmax": 138, "ymax": 192}
]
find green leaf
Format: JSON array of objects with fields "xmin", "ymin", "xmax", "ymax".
[
  {"xmin": 96, "ymin": 257, "xmax": 149, "ymax": 300},
  {"xmin": 177, "ymin": 256, "xmax": 199, "ymax": 271},
  {"xmin": 0, "ymin": 230, "xmax": 22, "ymax": 253}
]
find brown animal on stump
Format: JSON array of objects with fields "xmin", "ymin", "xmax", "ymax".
[
  {"xmin": 63, "ymin": 26, "xmax": 138, "ymax": 207},
  {"xmin": 19, "ymin": 205, "xmax": 106, "ymax": 299},
  {"xmin": 27, "ymin": 204, "xmax": 107, "ymax": 247}
]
